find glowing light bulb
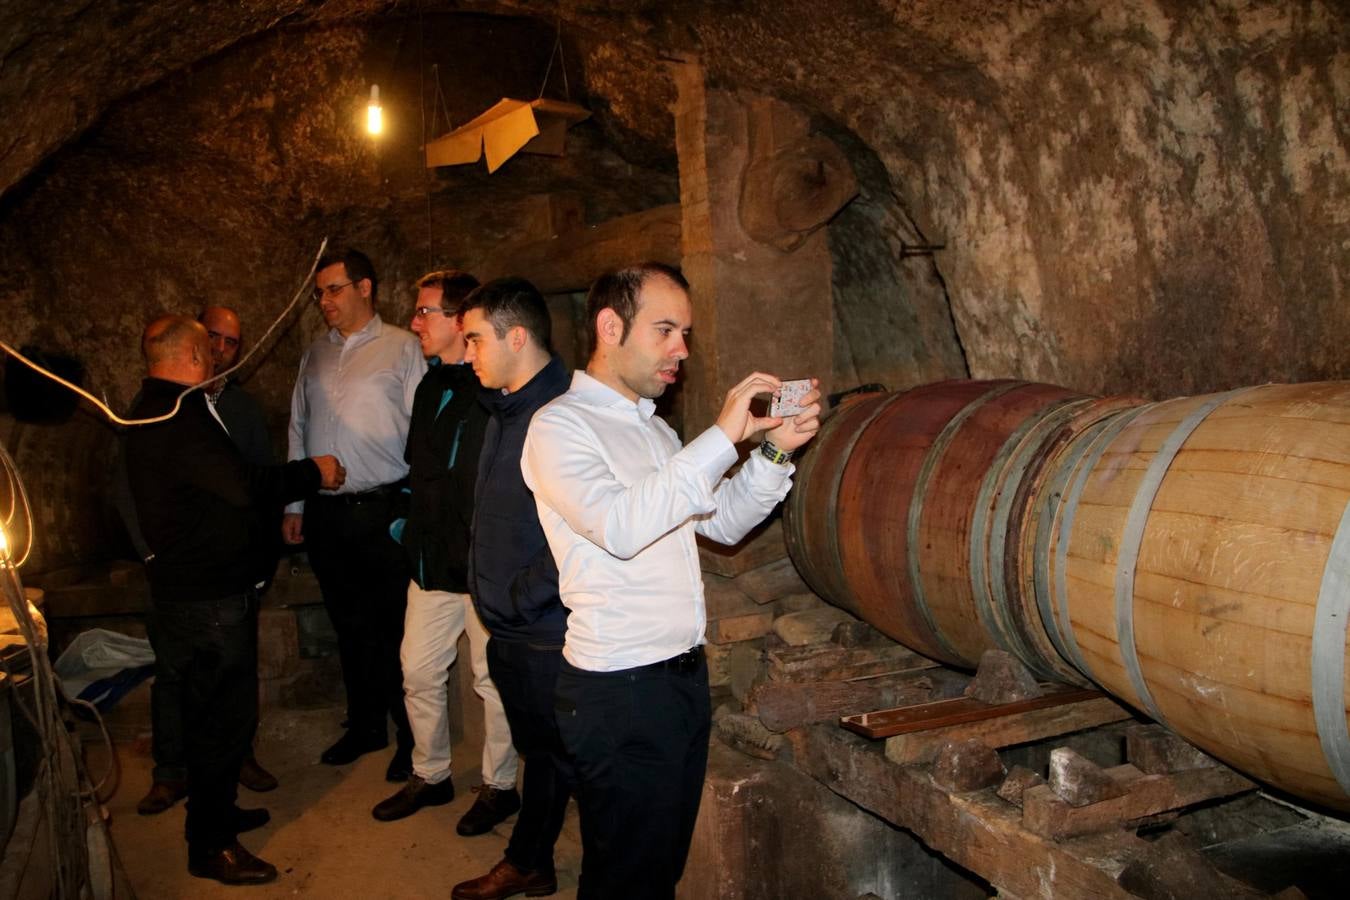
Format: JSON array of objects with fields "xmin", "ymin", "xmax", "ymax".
[
  {"xmin": 367, "ymin": 84, "xmax": 383, "ymax": 136},
  {"xmin": 0, "ymin": 523, "xmax": 8, "ymax": 561}
]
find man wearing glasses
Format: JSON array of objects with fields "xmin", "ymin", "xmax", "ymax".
[
  {"xmin": 371, "ymin": 270, "xmax": 521, "ymax": 833},
  {"xmin": 284, "ymin": 247, "xmax": 427, "ymax": 777}
]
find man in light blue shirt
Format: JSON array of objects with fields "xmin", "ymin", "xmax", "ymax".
[{"xmin": 284, "ymin": 247, "xmax": 427, "ymax": 776}]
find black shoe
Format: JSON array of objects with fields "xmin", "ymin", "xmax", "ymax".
[
  {"xmin": 239, "ymin": 756, "xmax": 279, "ymax": 792},
  {"xmin": 188, "ymin": 840, "xmax": 278, "ymax": 885},
  {"xmin": 456, "ymin": 785, "xmax": 522, "ymax": 836},
  {"xmin": 320, "ymin": 729, "xmax": 388, "ymax": 765},
  {"xmin": 371, "ymin": 774, "xmax": 455, "ymax": 821},
  {"xmin": 385, "ymin": 744, "xmax": 414, "ymax": 783},
  {"xmin": 136, "ymin": 780, "xmax": 187, "ymax": 816},
  {"xmin": 232, "ymin": 806, "xmax": 270, "ymax": 834}
]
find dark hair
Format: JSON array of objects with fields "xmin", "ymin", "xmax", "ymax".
[
  {"xmin": 415, "ymin": 269, "xmax": 481, "ymax": 315},
  {"xmin": 458, "ymin": 277, "xmax": 551, "ymax": 350},
  {"xmin": 317, "ymin": 247, "xmax": 378, "ymax": 303},
  {"xmin": 584, "ymin": 263, "xmax": 689, "ymax": 358}
]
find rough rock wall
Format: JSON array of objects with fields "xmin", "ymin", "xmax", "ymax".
[{"xmin": 683, "ymin": 0, "xmax": 1349, "ymax": 397}]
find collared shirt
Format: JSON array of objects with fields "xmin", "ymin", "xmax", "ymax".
[
  {"xmin": 286, "ymin": 315, "xmax": 426, "ymax": 513},
  {"xmin": 521, "ymin": 370, "xmax": 794, "ymax": 671}
]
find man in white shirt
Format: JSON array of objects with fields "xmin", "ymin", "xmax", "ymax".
[
  {"xmin": 285, "ymin": 247, "xmax": 427, "ymax": 777},
  {"xmin": 521, "ymin": 263, "xmax": 821, "ymax": 899}
]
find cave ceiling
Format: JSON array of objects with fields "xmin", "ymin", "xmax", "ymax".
[{"xmin": 0, "ymin": 0, "xmax": 991, "ymax": 202}]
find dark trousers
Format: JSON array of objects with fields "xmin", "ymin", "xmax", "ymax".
[
  {"xmin": 486, "ymin": 638, "xmax": 572, "ymax": 875},
  {"xmin": 149, "ymin": 612, "xmax": 263, "ymax": 784},
  {"xmin": 147, "ymin": 624, "xmax": 187, "ymax": 784},
  {"xmin": 151, "ymin": 592, "xmax": 258, "ymax": 850},
  {"xmin": 555, "ymin": 650, "xmax": 711, "ymax": 900},
  {"xmin": 305, "ymin": 493, "xmax": 411, "ymax": 743}
]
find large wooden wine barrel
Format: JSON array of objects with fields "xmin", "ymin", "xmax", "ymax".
[
  {"xmin": 787, "ymin": 380, "xmax": 1108, "ymax": 675},
  {"xmin": 1026, "ymin": 382, "xmax": 1350, "ymax": 813},
  {"xmin": 787, "ymin": 379, "xmax": 1350, "ymax": 814}
]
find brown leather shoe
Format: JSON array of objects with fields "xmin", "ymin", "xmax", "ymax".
[
  {"xmin": 136, "ymin": 780, "xmax": 187, "ymax": 815},
  {"xmin": 371, "ymin": 774, "xmax": 454, "ymax": 822},
  {"xmin": 238, "ymin": 756, "xmax": 278, "ymax": 792},
  {"xmin": 456, "ymin": 785, "xmax": 521, "ymax": 836},
  {"xmin": 188, "ymin": 840, "xmax": 278, "ymax": 885},
  {"xmin": 451, "ymin": 858, "xmax": 557, "ymax": 899}
]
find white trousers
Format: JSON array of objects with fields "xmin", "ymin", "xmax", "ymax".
[{"xmin": 401, "ymin": 582, "xmax": 518, "ymax": 788}]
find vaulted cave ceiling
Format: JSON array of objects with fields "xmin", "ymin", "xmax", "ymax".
[{"xmin": 0, "ymin": 0, "xmax": 1346, "ymax": 412}]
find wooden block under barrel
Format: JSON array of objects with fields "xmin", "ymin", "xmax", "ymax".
[
  {"xmin": 1022, "ymin": 763, "xmax": 1255, "ymax": 840},
  {"xmin": 844, "ymin": 683, "xmax": 1112, "ymax": 740},
  {"xmin": 766, "ymin": 643, "xmax": 937, "ymax": 683},
  {"xmin": 749, "ymin": 668, "xmax": 968, "ymax": 733}
]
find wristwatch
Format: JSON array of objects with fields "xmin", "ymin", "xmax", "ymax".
[{"xmin": 759, "ymin": 439, "xmax": 793, "ymax": 466}]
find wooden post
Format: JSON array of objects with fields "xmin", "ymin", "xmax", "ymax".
[{"xmin": 671, "ymin": 58, "xmax": 842, "ymax": 436}]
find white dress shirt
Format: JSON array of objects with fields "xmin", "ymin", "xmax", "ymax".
[
  {"xmin": 286, "ymin": 315, "xmax": 426, "ymax": 513},
  {"xmin": 521, "ymin": 371, "xmax": 793, "ymax": 671}
]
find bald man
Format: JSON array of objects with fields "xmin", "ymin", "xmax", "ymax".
[
  {"xmin": 136, "ymin": 306, "xmax": 281, "ymax": 817},
  {"xmin": 125, "ymin": 316, "xmax": 344, "ymax": 885}
]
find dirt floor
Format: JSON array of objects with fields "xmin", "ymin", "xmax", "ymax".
[{"xmin": 88, "ymin": 706, "xmax": 583, "ymax": 899}]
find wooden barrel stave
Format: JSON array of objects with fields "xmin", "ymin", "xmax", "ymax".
[
  {"xmin": 839, "ymin": 381, "xmax": 1004, "ymax": 663},
  {"xmin": 783, "ymin": 391, "xmax": 891, "ymax": 616},
  {"xmin": 1055, "ymin": 383, "xmax": 1350, "ymax": 811}
]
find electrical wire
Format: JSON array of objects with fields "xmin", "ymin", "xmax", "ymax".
[{"xmin": 0, "ymin": 238, "xmax": 328, "ymax": 430}]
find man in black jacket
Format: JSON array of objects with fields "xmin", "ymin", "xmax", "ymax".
[
  {"xmin": 371, "ymin": 271, "xmax": 520, "ymax": 831},
  {"xmin": 451, "ymin": 279, "xmax": 572, "ymax": 900},
  {"xmin": 125, "ymin": 315, "xmax": 343, "ymax": 885}
]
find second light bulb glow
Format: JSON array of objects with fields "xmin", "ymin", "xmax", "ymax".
[{"xmin": 367, "ymin": 84, "xmax": 383, "ymax": 136}]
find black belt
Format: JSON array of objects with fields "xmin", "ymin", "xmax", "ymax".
[
  {"xmin": 312, "ymin": 482, "xmax": 404, "ymax": 506},
  {"xmin": 634, "ymin": 646, "xmax": 704, "ymax": 675}
]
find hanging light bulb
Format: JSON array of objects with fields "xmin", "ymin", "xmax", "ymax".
[
  {"xmin": 0, "ymin": 522, "xmax": 8, "ymax": 562},
  {"xmin": 367, "ymin": 84, "xmax": 384, "ymax": 136}
]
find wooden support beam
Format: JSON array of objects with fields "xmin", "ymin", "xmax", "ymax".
[
  {"xmin": 884, "ymin": 695, "xmax": 1131, "ymax": 765},
  {"xmin": 476, "ymin": 203, "xmax": 681, "ymax": 294},
  {"xmin": 766, "ymin": 643, "xmax": 938, "ymax": 683},
  {"xmin": 1022, "ymin": 763, "xmax": 1255, "ymax": 840},
  {"xmin": 749, "ymin": 668, "xmax": 967, "ymax": 733},
  {"xmin": 843, "ymin": 684, "xmax": 1106, "ymax": 740},
  {"xmin": 789, "ymin": 725, "xmax": 1147, "ymax": 898}
]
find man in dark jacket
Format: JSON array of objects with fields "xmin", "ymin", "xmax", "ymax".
[
  {"xmin": 451, "ymin": 278, "xmax": 572, "ymax": 900},
  {"xmin": 136, "ymin": 304, "xmax": 279, "ymax": 817},
  {"xmin": 125, "ymin": 315, "xmax": 343, "ymax": 885},
  {"xmin": 371, "ymin": 271, "xmax": 520, "ymax": 831}
]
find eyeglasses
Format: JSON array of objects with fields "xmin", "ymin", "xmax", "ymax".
[
  {"xmin": 413, "ymin": 306, "xmax": 454, "ymax": 319},
  {"xmin": 311, "ymin": 280, "xmax": 355, "ymax": 302}
]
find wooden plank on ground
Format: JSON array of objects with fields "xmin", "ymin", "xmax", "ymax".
[
  {"xmin": 788, "ymin": 725, "xmax": 1144, "ymax": 899},
  {"xmin": 749, "ymin": 668, "xmax": 968, "ymax": 733},
  {"xmin": 885, "ymin": 696, "xmax": 1132, "ymax": 765},
  {"xmin": 1022, "ymin": 763, "xmax": 1255, "ymax": 840},
  {"xmin": 842, "ymin": 685, "xmax": 1103, "ymax": 740},
  {"xmin": 767, "ymin": 643, "xmax": 939, "ymax": 683}
]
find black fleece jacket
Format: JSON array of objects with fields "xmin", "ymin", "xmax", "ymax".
[
  {"xmin": 398, "ymin": 359, "xmax": 488, "ymax": 593},
  {"xmin": 125, "ymin": 377, "xmax": 321, "ymax": 603},
  {"xmin": 468, "ymin": 356, "xmax": 569, "ymax": 643}
]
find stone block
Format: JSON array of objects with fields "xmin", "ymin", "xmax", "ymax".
[
  {"xmin": 707, "ymin": 610, "xmax": 774, "ymax": 645},
  {"xmin": 733, "ymin": 555, "xmax": 809, "ymax": 604}
]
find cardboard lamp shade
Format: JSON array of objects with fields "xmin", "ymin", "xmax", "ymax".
[{"xmin": 425, "ymin": 98, "xmax": 590, "ymax": 173}]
